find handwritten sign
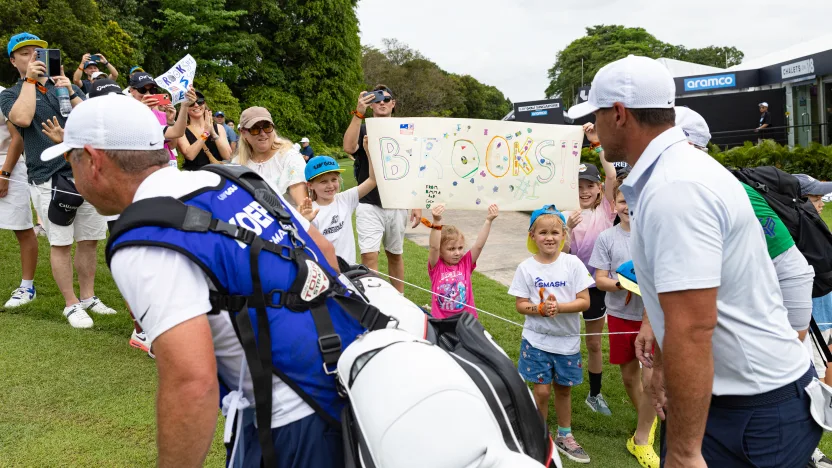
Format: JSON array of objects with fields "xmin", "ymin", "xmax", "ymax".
[
  {"xmin": 366, "ymin": 118, "xmax": 583, "ymax": 211},
  {"xmin": 154, "ymin": 55, "xmax": 196, "ymax": 105}
]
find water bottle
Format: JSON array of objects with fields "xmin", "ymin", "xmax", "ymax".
[{"xmin": 55, "ymin": 87, "xmax": 72, "ymax": 117}]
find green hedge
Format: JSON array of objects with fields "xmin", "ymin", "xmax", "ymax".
[{"xmin": 582, "ymin": 139, "xmax": 832, "ymax": 181}]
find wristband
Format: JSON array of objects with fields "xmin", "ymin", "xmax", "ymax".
[
  {"xmin": 537, "ymin": 302, "xmax": 547, "ymax": 317},
  {"xmin": 351, "ymin": 110, "xmax": 365, "ymax": 120},
  {"xmin": 77, "ymin": 66, "xmax": 84, "ymax": 71},
  {"xmin": 24, "ymin": 77, "xmax": 38, "ymax": 85},
  {"xmin": 589, "ymin": 141, "xmax": 602, "ymax": 149},
  {"xmin": 1, "ymin": 170, "xmax": 11, "ymax": 178},
  {"xmin": 420, "ymin": 218, "xmax": 442, "ymax": 230},
  {"xmin": 593, "ymin": 145, "xmax": 603, "ymax": 154},
  {"xmin": 200, "ymin": 132, "xmax": 210, "ymax": 141},
  {"xmin": 68, "ymin": 93, "xmax": 78, "ymax": 100}
]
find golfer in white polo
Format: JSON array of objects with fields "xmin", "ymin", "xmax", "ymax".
[{"xmin": 568, "ymin": 55, "xmax": 821, "ymax": 468}]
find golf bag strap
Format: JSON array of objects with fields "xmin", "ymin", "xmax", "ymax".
[
  {"xmin": 810, "ymin": 317, "xmax": 832, "ymax": 366},
  {"xmin": 201, "ymin": 164, "xmax": 294, "ymax": 225}
]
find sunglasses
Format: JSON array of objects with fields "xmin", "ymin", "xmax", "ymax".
[
  {"xmin": 135, "ymin": 86, "xmax": 158, "ymax": 95},
  {"xmin": 246, "ymin": 123, "xmax": 274, "ymax": 135},
  {"xmin": 375, "ymin": 97, "xmax": 392, "ymax": 104},
  {"xmin": 194, "ymin": 98, "xmax": 205, "ymax": 106}
]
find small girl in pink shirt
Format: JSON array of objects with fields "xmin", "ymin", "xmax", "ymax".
[{"xmin": 427, "ymin": 203, "xmax": 499, "ymax": 319}]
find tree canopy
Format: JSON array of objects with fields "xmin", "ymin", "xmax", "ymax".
[
  {"xmin": 545, "ymin": 25, "xmax": 744, "ymax": 107},
  {"xmin": 361, "ymin": 39, "xmax": 512, "ymax": 120}
]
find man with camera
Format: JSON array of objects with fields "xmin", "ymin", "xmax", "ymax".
[
  {"xmin": 342, "ymin": 85, "xmax": 421, "ymax": 292},
  {"xmin": 1, "ymin": 32, "xmax": 116, "ymax": 328},
  {"xmin": 72, "ymin": 53, "xmax": 119, "ymax": 97}
]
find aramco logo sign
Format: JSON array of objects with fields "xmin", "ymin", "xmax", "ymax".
[{"xmin": 683, "ymin": 74, "xmax": 736, "ymax": 92}]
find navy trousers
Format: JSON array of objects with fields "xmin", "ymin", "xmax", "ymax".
[
  {"xmin": 238, "ymin": 413, "xmax": 344, "ymax": 468},
  {"xmin": 661, "ymin": 366, "xmax": 822, "ymax": 467}
]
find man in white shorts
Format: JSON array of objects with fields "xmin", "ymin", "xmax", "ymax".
[
  {"xmin": 0, "ymin": 88, "xmax": 38, "ymax": 308},
  {"xmin": 342, "ymin": 85, "xmax": 420, "ymax": 293},
  {"xmin": 1, "ymin": 32, "xmax": 116, "ymax": 328}
]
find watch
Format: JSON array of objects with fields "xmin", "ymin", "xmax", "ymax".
[
  {"xmin": 68, "ymin": 93, "xmax": 78, "ymax": 100},
  {"xmin": 1, "ymin": 170, "xmax": 11, "ymax": 178}
]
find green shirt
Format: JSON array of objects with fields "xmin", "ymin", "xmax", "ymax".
[{"xmin": 741, "ymin": 182, "xmax": 794, "ymax": 258}]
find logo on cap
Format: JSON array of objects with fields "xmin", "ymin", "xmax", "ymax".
[{"xmin": 578, "ymin": 164, "xmax": 587, "ymax": 172}]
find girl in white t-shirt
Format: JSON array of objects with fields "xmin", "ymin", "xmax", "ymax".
[
  {"xmin": 300, "ymin": 154, "xmax": 376, "ymax": 264},
  {"xmin": 508, "ymin": 204, "xmax": 593, "ymax": 464}
]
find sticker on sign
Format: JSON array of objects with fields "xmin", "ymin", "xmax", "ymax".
[{"xmin": 154, "ymin": 54, "xmax": 197, "ymax": 105}]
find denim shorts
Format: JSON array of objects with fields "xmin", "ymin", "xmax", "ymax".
[{"xmin": 518, "ymin": 338, "xmax": 583, "ymax": 386}]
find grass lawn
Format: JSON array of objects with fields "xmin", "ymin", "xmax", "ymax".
[{"xmin": 0, "ymin": 159, "xmax": 830, "ymax": 466}]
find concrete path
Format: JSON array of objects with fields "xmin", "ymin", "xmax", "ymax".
[{"xmin": 406, "ymin": 209, "xmax": 532, "ymax": 287}]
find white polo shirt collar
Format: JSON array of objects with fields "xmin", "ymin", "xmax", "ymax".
[{"xmin": 620, "ymin": 126, "xmax": 688, "ymax": 207}]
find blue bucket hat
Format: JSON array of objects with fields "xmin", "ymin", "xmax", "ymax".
[
  {"xmin": 305, "ymin": 156, "xmax": 344, "ymax": 182},
  {"xmin": 527, "ymin": 204, "xmax": 566, "ymax": 254},
  {"xmin": 7, "ymin": 32, "xmax": 47, "ymax": 57},
  {"xmin": 615, "ymin": 260, "xmax": 641, "ymax": 297}
]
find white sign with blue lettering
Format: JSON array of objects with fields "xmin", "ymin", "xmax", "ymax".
[
  {"xmin": 683, "ymin": 73, "xmax": 736, "ymax": 92},
  {"xmin": 154, "ymin": 54, "xmax": 197, "ymax": 105}
]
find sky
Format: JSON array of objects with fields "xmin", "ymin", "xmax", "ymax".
[{"xmin": 356, "ymin": 0, "xmax": 832, "ymax": 103}]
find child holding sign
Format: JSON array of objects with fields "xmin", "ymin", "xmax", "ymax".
[
  {"xmin": 300, "ymin": 154, "xmax": 377, "ymax": 265},
  {"xmin": 563, "ymin": 122, "xmax": 617, "ymax": 416},
  {"xmin": 426, "ymin": 203, "xmax": 498, "ymax": 318},
  {"xmin": 509, "ymin": 205, "xmax": 593, "ymax": 464}
]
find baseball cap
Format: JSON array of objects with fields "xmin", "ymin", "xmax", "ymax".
[
  {"xmin": 674, "ymin": 106, "xmax": 711, "ymax": 149},
  {"xmin": 305, "ymin": 156, "xmax": 344, "ymax": 181},
  {"xmin": 41, "ymin": 94, "xmax": 165, "ymax": 162},
  {"xmin": 129, "ymin": 72, "xmax": 155, "ymax": 89},
  {"xmin": 793, "ymin": 174, "xmax": 832, "ymax": 197},
  {"xmin": 214, "ymin": 111, "xmax": 225, "ymax": 117},
  {"xmin": 90, "ymin": 71, "xmax": 105, "ymax": 80},
  {"xmin": 578, "ymin": 163, "xmax": 601, "ymax": 183},
  {"xmin": 615, "ymin": 260, "xmax": 641, "ymax": 297},
  {"xmin": 83, "ymin": 61, "xmax": 98, "ymax": 69},
  {"xmin": 48, "ymin": 175, "xmax": 84, "ymax": 226},
  {"xmin": 129, "ymin": 66, "xmax": 144, "ymax": 74},
  {"xmin": 527, "ymin": 205, "xmax": 566, "ymax": 254},
  {"xmin": 300, "ymin": 137, "xmax": 310, "ymax": 143},
  {"xmin": 87, "ymin": 79, "xmax": 123, "ymax": 98},
  {"xmin": 759, "ymin": 102, "xmax": 769, "ymax": 107},
  {"xmin": 240, "ymin": 106, "xmax": 274, "ymax": 129},
  {"xmin": 567, "ymin": 55, "xmax": 676, "ymax": 120},
  {"xmin": 613, "ymin": 161, "xmax": 631, "ymax": 178},
  {"xmin": 7, "ymin": 32, "xmax": 47, "ymax": 57}
]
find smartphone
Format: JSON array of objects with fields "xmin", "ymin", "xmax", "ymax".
[
  {"xmin": 148, "ymin": 94, "xmax": 172, "ymax": 106},
  {"xmin": 370, "ymin": 90, "xmax": 388, "ymax": 103},
  {"xmin": 35, "ymin": 48, "xmax": 62, "ymax": 77},
  {"xmin": 90, "ymin": 54, "xmax": 101, "ymax": 62}
]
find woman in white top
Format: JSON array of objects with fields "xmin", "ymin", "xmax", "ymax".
[{"xmin": 233, "ymin": 106, "xmax": 307, "ymax": 207}]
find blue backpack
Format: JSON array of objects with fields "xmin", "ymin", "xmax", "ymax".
[{"xmin": 105, "ymin": 165, "xmax": 390, "ymax": 466}]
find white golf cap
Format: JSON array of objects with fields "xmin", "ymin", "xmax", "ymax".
[
  {"xmin": 567, "ymin": 55, "xmax": 676, "ymax": 120},
  {"xmin": 41, "ymin": 94, "xmax": 165, "ymax": 161},
  {"xmin": 674, "ymin": 106, "xmax": 711, "ymax": 148},
  {"xmin": 90, "ymin": 71, "xmax": 105, "ymax": 80},
  {"xmin": 759, "ymin": 102, "xmax": 769, "ymax": 107},
  {"xmin": 300, "ymin": 137, "xmax": 310, "ymax": 143}
]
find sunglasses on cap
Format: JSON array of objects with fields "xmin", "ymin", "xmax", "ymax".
[
  {"xmin": 194, "ymin": 97, "xmax": 206, "ymax": 106},
  {"xmin": 246, "ymin": 123, "xmax": 274, "ymax": 135}
]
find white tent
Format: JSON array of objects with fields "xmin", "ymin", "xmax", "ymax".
[
  {"xmin": 728, "ymin": 34, "xmax": 832, "ymax": 71},
  {"xmin": 656, "ymin": 57, "xmax": 725, "ymax": 78}
]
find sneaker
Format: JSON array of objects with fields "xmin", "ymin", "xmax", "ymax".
[
  {"xmin": 64, "ymin": 303, "xmax": 93, "ymax": 329},
  {"xmin": 4, "ymin": 286, "xmax": 36, "ymax": 308},
  {"xmin": 627, "ymin": 435, "xmax": 659, "ymax": 468},
  {"xmin": 555, "ymin": 433, "xmax": 590, "ymax": 464},
  {"xmin": 813, "ymin": 448, "xmax": 832, "ymax": 468},
  {"xmin": 34, "ymin": 224, "xmax": 47, "ymax": 237},
  {"xmin": 129, "ymin": 329, "xmax": 151, "ymax": 353},
  {"xmin": 83, "ymin": 296, "xmax": 116, "ymax": 315},
  {"xmin": 585, "ymin": 393, "xmax": 612, "ymax": 416}
]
